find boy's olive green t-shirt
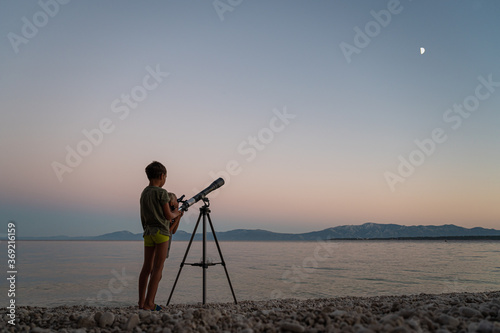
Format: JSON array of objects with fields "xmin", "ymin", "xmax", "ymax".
[{"xmin": 140, "ymin": 186, "xmax": 171, "ymax": 237}]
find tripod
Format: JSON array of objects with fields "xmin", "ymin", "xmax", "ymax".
[{"xmin": 167, "ymin": 198, "xmax": 237, "ymax": 305}]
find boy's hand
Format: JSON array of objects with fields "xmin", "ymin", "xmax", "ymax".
[{"xmin": 163, "ymin": 202, "xmax": 181, "ymax": 221}]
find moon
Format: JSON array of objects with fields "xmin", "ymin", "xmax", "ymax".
[{"xmin": 420, "ymin": 47, "xmax": 426, "ymax": 55}]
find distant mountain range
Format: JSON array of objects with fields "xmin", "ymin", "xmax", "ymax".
[{"xmin": 17, "ymin": 223, "xmax": 500, "ymax": 241}]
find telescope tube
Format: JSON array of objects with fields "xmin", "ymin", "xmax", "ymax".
[{"xmin": 179, "ymin": 178, "xmax": 225, "ymax": 212}]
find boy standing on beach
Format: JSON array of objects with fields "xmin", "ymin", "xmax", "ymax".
[{"xmin": 138, "ymin": 161, "xmax": 183, "ymax": 310}]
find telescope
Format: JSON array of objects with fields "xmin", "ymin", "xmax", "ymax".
[
  {"xmin": 178, "ymin": 178, "xmax": 224, "ymax": 212},
  {"xmin": 168, "ymin": 176, "xmax": 236, "ymax": 305}
]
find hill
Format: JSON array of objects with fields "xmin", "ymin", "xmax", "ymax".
[{"xmin": 17, "ymin": 223, "xmax": 500, "ymax": 241}]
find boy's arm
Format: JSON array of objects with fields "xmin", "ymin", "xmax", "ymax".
[
  {"xmin": 162, "ymin": 202, "xmax": 182, "ymax": 221},
  {"xmin": 170, "ymin": 216, "xmax": 180, "ymax": 234}
]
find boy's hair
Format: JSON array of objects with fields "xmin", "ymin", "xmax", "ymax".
[
  {"xmin": 168, "ymin": 192, "xmax": 177, "ymax": 209},
  {"xmin": 145, "ymin": 161, "xmax": 167, "ymax": 180},
  {"xmin": 168, "ymin": 192, "xmax": 177, "ymax": 203}
]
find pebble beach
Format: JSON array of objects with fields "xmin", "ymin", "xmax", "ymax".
[{"xmin": 3, "ymin": 291, "xmax": 500, "ymax": 332}]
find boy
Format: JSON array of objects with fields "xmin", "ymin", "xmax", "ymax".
[{"xmin": 138, "ymin": 161, "xmax": 183, "ymax": 310}]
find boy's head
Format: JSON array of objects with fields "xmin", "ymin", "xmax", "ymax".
[
  {"xmin": 145, "ymin": 161, "xmax": 167, "ymax": 180},
  {"xmin": 168, "ymin": 192, "xmax": 177, "ymax": 210}
]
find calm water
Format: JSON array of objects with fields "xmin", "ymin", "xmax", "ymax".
[{"xmin": 2, "ymin": 240, "xmax": 499, "ymax": 307}]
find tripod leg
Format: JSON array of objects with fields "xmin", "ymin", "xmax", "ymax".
[
  {"xmin": 202, "ymin": 209, "xmax": 207, "ymax": 305},
  {"xmin": 167, "ymin": 211, "xmax": 202, "ymax": 305},
  {"xmin": 207, "ymin": 213, "xmax": 238, "ymax": 304}
]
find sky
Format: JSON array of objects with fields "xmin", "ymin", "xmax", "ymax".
[{"xmin": 1, "ymin": 0, "xmax": 499, "ymax": 237}]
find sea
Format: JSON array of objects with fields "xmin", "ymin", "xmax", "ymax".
[{"xmin": 2, "ymin": 240, "xmax": 499, "ymax": 307}]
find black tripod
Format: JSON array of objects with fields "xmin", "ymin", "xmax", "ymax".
[{"xmin": 167, "ymin": 198, "xmax": 237, "ymax": 305}]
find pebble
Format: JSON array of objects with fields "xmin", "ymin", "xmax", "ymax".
[
  {"xmin": 77, "ymin": 316, "xmax": 94, "ymax": 328},
  {"xmin": 437, "ymin": 314, "xmax": 459, "ymax": 328},
  {"xmin": 241, "ymin": 329, "xmax": 254, "ymax": 333},
  {"xmin": 139, "ymin": 310, "xmax": 151, "ymax": 320},
  {"xmin": 183, "ymin": 308, "xmax": 195, "ymax": 320},
  {"xmin": 31, "ymin": 328, "xmax": 52, "ymax": 333},
  {"xmin": 459, "ymin": 306, "xmax": 482, "ymax": 318},
  {"xmin": 98, "ymin": 311, "xmax": 115, "ymax": 327},
  {"xmin": 2, "ymin": 291, "xmax": 499, "ymax": 333},
  {"xmin": 356, "ymin": 327, "xmax": 376, "ymax": 333},
  {"xmin": 126, "ymin": 313, "xmax": 140, "ymax": 330},
  {"xmin": 389, "ymin": 328, "xmax": 408, "ymax": 333},
  {"xmin": 380, "ymin": 313, "xmax": 402, "ymax": 325},
  {"xmin": 405, "ymin": 319, "xmax": 420, "ymax": 331},
  {"xmin": 477, "ymin": 319, "xmax": 494, "ymax": 333},
  {"xmin": 162, "ymin": 313, "xmax": 172, "ymax": 323},
  {"xmin": 280, "ymin": 321, "xmax": 305, "ymax": 332},
  {"xmin": 331, "ymin": 310, "xmax": 347, "ymax": 317}
]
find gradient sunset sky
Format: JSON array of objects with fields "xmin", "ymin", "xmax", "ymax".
[{"xmin": 1, "ymin": 1, "xmax": 499, "ymax": 237}]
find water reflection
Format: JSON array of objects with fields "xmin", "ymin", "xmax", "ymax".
[{"xmin": 7, "ymin": 240, "xmax": 499, "ymax": 306}]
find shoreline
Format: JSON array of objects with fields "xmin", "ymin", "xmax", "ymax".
[{"xmin": 2, "ymin": 291, "xmax": 499, "ymax": 332}]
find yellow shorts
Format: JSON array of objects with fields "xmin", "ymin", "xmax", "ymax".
[{"xmin": 144, "ymin": 230, "xmax": 170, "ymax": 247}]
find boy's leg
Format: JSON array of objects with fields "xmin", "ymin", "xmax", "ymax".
[
  {"xmin": 138, "ymin": 245, "xmax": 156, "ymax": 309},
  {"xmin": 143, "ymin": 241, "xmax": 169, "ymax": 310}
]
